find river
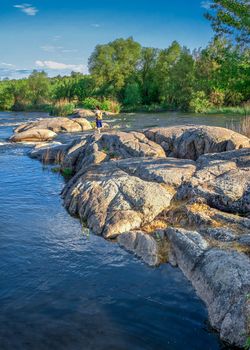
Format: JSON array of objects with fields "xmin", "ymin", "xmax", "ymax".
[{"xmin": 0, "ymin": 111, "xmax": 242, "ymax": 350}]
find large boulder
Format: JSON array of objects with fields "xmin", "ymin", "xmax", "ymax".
[
  {"xmin": 14, "ymin": 117, "xmax": 92, "ymax": 134},
  {"xmin": 62, "ymin": 157, "xmax": 196, "ymax": 238},
  {"xmin": 10, "ymin": 128, "xmax": 57, "ymax": 143},
  {"xmin": 179, "ymin": 148, "xmax": 250, "ymax": 215},
  {"xmin": 31, "ymin": 131, "xmax": 167, "ymax": 172},
  {"xmin": 166, "ymin": 227, "xmax": 250, "ymax": 348},
  {"xmin": 145, "ymin": 125, "xmax": 250, "ymax": 160},
  {"xmin": 71, "ymin": 109, "xmax": 96, "ymax": 118}
]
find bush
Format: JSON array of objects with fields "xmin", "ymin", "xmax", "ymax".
[
  {"xmin": 102, "ymin": 99, "xmax": 120, "ymax": 113},
  {"xmin": 49, "ymin": 101, "xmax": 75, "ymax": 117},
  {"xmin": 0, "ymin": 89, "xmax": 14, "ymax": 110},
  {"xmin": 189, "ymin": 91, "xmax": 211, "ymax": 113},
  {"xmin": 225, "ymin": 91, "xmax": 244, "ymax": 106},
  {"xmin": 82, "ymin": 97, "xmax": 100, "ymax": 110},
  {"xmin": 209, "ymin": 89, "xmax": 225, "ymax": 107},
  {"xmin": 82, "ymin": 97, "xmax": 120, "ymax": 113}
]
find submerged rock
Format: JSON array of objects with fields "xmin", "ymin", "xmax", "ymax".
[
  {"xmin": 145, "ymin": 125, "xmax": 250, "ymax": 160},
  {"xmin": 166, "ymin": 227, "xmax": 250, "ymax": 347}
]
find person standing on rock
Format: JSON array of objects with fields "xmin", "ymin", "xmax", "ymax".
[{"xmin": 95, "ymin": 106, "xmax": 103, "ymax": 134}]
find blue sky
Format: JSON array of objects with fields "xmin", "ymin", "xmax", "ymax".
[{"xmin": 0, "ymin": 0, "xmax": 213, "ymax": 79}]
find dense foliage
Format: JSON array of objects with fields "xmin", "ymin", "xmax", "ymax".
[{"xmin": 0, "ymin": 0, "xmax": 249, "ymax": 115}]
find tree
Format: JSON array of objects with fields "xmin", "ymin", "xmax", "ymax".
[
  {"xmin": 28, "ymin": 70, "xmax": 50, "ymax": 106},
  {"xmin": 88, "ymin": 37, "xmax": 142, "ymax": 97},
  {"xmin": 167, "ymin": 48, "xmax": 195, "ymax": 110},
  {"xmin": 155, "ymin": 41, "xmax": 182, "ymax": 103},
  {"xmin": 124, "ymin": 82, "xmax": 142, "ymax": 106},
  {"xmin": 137, "ymin": 47, "xmax": 159, "ymax": 104},
  {"xmin": 205, "ymin": 0, "xmax": 250, "ymax": 47}
]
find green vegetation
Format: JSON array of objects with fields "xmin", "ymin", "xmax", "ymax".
[
  {"xmin": 0, "ymin": 0, "xmax": 249, "ymax": 115},
  {"xmin": 61, "ymin": 167, "xmax": 74, "ymax": 178}
]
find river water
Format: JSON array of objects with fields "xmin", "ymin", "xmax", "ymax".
[{"xmin": 0, "ymin": 112, "xmax": 242, "ymax": 350}]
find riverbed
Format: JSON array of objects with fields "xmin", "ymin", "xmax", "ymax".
[{"xmin": 0, "ymin": 111, "xmax": 242, "ymax": 350}]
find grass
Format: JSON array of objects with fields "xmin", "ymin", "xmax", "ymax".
[
  {"xmin": 205, "ymin": 105, "xmax": 250, "ymax": 116},
  {"xmin": 227, "ymin": 115, "xmax": 250, "ymax": 138}
]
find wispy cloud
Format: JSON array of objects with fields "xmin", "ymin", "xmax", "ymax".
[
  {"xmin": 40, "ymin": 45, "xmax": 64, "ymax": 53},
  {"xmin": 201, "ymin": 1, "xmax": 212, "ymax": 9},
  {"xmin": 40, "ymin": 45, "xmax": 78, "ymax": 54},
  {"xmin": 91, "ymin": 23, "xmax": 101, "ymax": 28},
  {"xmin": 35, "ymin": 60, "xmax": 86, "ymax": 73},
  {"xmin": 0, "ymin": 62, "xmax": 15, "ymax": 68},
  {"xmin": 14, "ymin": 3, "xmax": 38, "ymax": 16}
]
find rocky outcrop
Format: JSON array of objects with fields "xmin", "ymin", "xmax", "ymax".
[
  {"xmin": 178, "ymin": 148, "xmax": 250, "ymax": 215},
  {"xmin": 10, "ymin": 128, "xmax": 57, "ymax": 142},
  {"xmin": 14, "ymin": 117, "xmax": 92, "ymax": 134},
  {"xmin": 166, "ymin": 227, "xmax": 250, "ymax": 347},
  {"xmin": 145, "ymin": 125, "xmax": 250, "ymax": 160},
  {"xmin": 27, "ymin": 124, "xmax": 250, "ymax": 347},
  {"xmin": 72, "ymin": 109, "xmax": 118, "ymax": 118},
  {"xmin": 71, "ymin": 109, "xmax": 96, "ymax": 118}
]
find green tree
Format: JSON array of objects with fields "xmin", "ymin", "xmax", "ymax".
[
  {"xmin": 205, "ymin": 0, "xmax": 250, "ymax": 46},
  {"xmin": 167, "ymin": 48, "xmax": 195, "ymax": 110},
  {"xmin": 28, "ymin": 70, "xmax": 50, "ymax": 106},
  {"xmin": 155, "ymin": 41, "xmax": 182, "ymax": 104},
  {"xmin": 138, "ymin": 47, "xmax": 159, "ymax": 104},
  {"xmin": 124, "ymin": 82, "xmax": 142, "ymax": 106},
  {"xmin": 88, "ymin": 37, "xmax": 142, "ymax": 97}
]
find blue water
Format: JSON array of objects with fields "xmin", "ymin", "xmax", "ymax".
[{"xmin": 0, "ymin": 112, "xmax": 238, "ymax": 349}]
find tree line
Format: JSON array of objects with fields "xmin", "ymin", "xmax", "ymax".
[{"xmin": 0, "ymin": 0, "xmax": 249, "ymax": 115}]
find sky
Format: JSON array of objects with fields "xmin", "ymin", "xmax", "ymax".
[{"xmin": 0, "ymin": 0, "xmax": 213, "ymax": 79}]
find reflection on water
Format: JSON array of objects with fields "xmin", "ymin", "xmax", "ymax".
[{"xmin": 0, "ymin": 112, "xmax": 238, "ymax": 349}]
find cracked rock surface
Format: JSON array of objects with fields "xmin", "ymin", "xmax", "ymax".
[{"xmin": 26, "ymin": 124, "xmax": 250, "ymax": 347}]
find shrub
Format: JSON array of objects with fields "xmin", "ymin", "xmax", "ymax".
[
  {"xmin": 82, "ymin": 97, "xmax": 120, "ymax": 113},
  {"xmin": 82, "ymin": 97, "xmax": 100, "ymax": 110},
  {"xmin": 49, "ymin": 100, "xmax": 75, "ymax": 117},
  {"xmin": 189, "ymin": 91, "xmax": 211, "ymax": 113},
  {"xmin": 225, "ymin": 91, "xmax": 244, "ymax": 106},
  {"xmin": 0, "ymin": 89, "xmax": 14, "ymax": 110},
  {"xmin": 101, "ymin": 99, "xmax": 121, "ymax": 113},
  {"xmin": 209, "ymin": 89, "xmax": 225, "ymax": 107}
]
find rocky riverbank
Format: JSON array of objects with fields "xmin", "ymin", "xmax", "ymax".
[{"xmin": 11, "ymin": 120, "xmax": 250, "ymax": 348}]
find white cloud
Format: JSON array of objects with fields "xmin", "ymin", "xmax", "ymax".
[
  {"xmin": 61, "ymin": 49, "xmax": 78, "ymax": 53},
  {"xmin": 91, "ymin": 23, "xmax": 101, "ymax": 28},
  {"xmin": 201, "ymin": 1, "xmax": 212, "ymax": 9},
  {"xmin": 35, "ymin": 60, "xmax": 86, "ymax": 73},
  {"xmin": 40, "ymin": 45, "xmax": 64, "ymax": 53},
  {"xmin": 0, "ymin": 62, "xmax": 15, "ymax": 68},
  {"xmin": 14, "ymin": 3, "xmax": 38, "ymax": 16},
  {"xmin": 40, "ymin": 46, "xmax": 78, "ymax": 54}
]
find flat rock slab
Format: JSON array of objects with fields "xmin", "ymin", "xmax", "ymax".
[
  {"xmin": 166, "ymin": 227, "xmax": 250, "ymax": 348},
  {"xmin": 62, "ymin": 157, "xmax": 196, "ymax": 238},
  {"xmin": 145, "ymin": 125, "xmax": 250, "ymax": 160}
]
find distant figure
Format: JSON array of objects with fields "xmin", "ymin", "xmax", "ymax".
[{"xmin": 95, "ymin": 106, "xmax": 103, "ymax": 134}]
